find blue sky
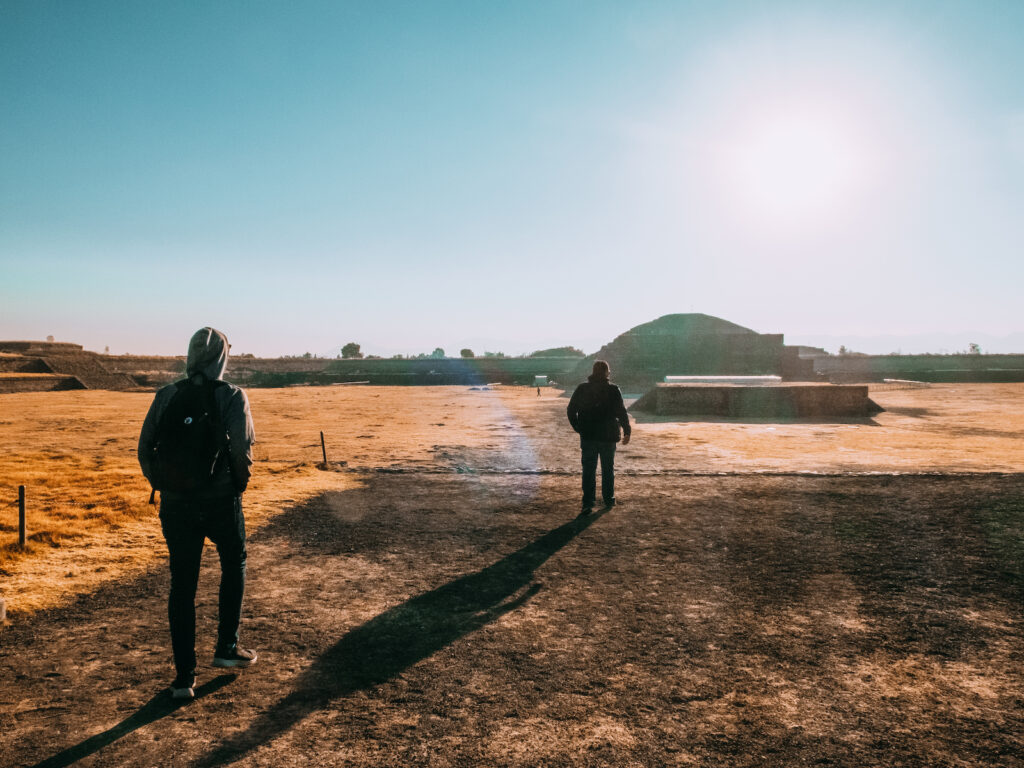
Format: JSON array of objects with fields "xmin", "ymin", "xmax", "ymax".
[{"xmin": 2, "ymin": 1, "xmax": 1023, "ymax": 356}]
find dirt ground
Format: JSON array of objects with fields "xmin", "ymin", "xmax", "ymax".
[{"xmin": 1, "ymin": 384, "xmax": 1023, "ymax": 766}]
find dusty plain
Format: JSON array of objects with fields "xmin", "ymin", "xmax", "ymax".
[{"xmin": 1, "ymin": 383, "xmax": 1022, "ymax": 766}]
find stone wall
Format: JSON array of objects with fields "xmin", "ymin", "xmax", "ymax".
[
  {"xmin": 322, "ymin": 357, "xmax": 580, "ymax": 385},
  {"xmin": 100, "ymin": 355, "xmax": 582, "ymax": 388},
  {"xmin": 0, "ymin": 355, "xmax": 52, "ymax": 374},
  {"xmin": 0, "ymin": 375, "xmax": 84, "ymax": 393},
  {"xmin": 0, "ymin": 341, "xmax": 84, "ymax": 354},
  {"xmin": 0, "ymin": 344, "xmax": 135, "ymax": 393},
  {"xmin": 631, "ymin": 383, "xmax": 880, "ymax": 419},
  {"xmin": 813, "ymin": 354, "xmax": 1024, "ymax": 382},
  {"xmin": 40, "ymin": 355, "xmax": 137, "ymax": 390}
]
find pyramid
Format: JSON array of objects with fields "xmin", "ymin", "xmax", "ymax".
[{"xmin": 573, "ymin": 314, "xmax": 787, "ymax": 389}]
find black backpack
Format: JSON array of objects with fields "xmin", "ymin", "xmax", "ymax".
[
  {"xmin": 153, "ymin": 378, "xmax": 229, "ymax": 494},
  {"xmin": 580, "ymin": 381, "xmax": 612, "ymax": 420}
]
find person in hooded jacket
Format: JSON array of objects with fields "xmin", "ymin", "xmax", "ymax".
[
  {"xmin": 566, "ymin": 360, "xmax": 631, "ymax": 514},
  {"xmin": 138, "ymin": 327, "xmax": 256, "ymax": 700}
]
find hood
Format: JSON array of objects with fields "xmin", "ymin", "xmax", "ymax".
[
  {"xmin": 587, "ymin": 373, "xmax": 610, "ymax": 384},
  {"xmin": 186, "ymin": 327, "xmax": 229, "ymax": 382}
]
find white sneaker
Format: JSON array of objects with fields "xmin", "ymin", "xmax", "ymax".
[{"xmin": 170, "ymin": 673, "xmax": 196, "ymax": 700}]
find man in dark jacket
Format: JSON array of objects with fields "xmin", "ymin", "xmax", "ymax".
[
  {"xmin": 138, "ymin": 327, "xmax": 257, "ymax": 700},
  {"xmin": 567, "ymin": 360, "xmax": 631, "ymax": 514}
]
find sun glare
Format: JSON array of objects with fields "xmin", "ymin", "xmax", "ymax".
[{"xmin": 720, "ymin": 108, "xmax": 872, "ymax": 234}]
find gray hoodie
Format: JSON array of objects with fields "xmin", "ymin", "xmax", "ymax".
[{"xmin": 138, "ymin": 327, "xmax": 255, "ymax": 499}]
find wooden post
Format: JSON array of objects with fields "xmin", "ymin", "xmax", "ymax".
[
  {"xmin": 18, "ymin": 485, "xmax": 26, "ymax": 548},
  {"xmin": 320, "ymin": 431, "xmax": 328, "ymax": 465}
]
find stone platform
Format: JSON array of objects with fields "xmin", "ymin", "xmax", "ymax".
[
  {"xmin": 0, "ymin": 343, "xmax": 137, "ymax": 393},
  {"xmin": 0, "ymin": 373, "xmax": 85, "ymax": 393},
  {"xmin": 630, "ymin": 382, "xmax": 882, "ymax": 419}
]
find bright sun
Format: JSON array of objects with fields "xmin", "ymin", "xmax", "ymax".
[{"xmin": 720, "ymin": 108, "xmax": 872, "ymax": 233}]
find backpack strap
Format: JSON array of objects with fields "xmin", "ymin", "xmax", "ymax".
[
  {"xmin": 152, "ymin": 377, "xmax": 190, "ymax": 446},
  {"xmin": 200, "ymin": 379, "xmax": 236, "ymax": 488}
]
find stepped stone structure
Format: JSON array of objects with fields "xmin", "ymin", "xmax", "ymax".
[
  {"xmin": 0, "ymin": 342, "xmax": 136, "ymax": 394},
  {"xmin": 572, "ymin": 314, "xmax": 814, "ymax": 391}
]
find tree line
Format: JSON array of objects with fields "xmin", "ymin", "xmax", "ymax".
[{"xmin": 335, "ymin": 343, "xmax": 585, "ymax": 360}]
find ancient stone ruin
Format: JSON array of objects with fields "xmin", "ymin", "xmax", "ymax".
[
  {"xmin": 0, "ymin": 342, "xmax": 137, "ymax": 394},
  {"xmin": 4, "ymin": 314, "xmax": 1023, "ymax": 395},
  {"xmin": 570, "ymin": 313, "xmax": 815, "ymax": 390},
  {"xmin": 590, "ymin": 315, "xmax": 883, "ymax": 419},
  {"xmin": 631, "ymin": 381, "xmax": 882, "ymax": 419}
]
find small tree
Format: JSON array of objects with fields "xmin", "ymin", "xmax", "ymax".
[
  {"xmin": 968, "ymin": 342, "xmax": 981, "ymax": 355},
  {"xmin": 341, "ymin": 342, "xmax": 363, "ymax": 359},
  {"xmin": 431, "ymin": 347, "xmax": 445, "ymax": 359},
  {"xmin": 460, "ymin": 348, "xmax": 474, "ymax": 358}
]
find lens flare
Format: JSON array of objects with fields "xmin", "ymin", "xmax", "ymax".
[{"xmin": 718, "ymin": 107, "xmax": 873, "ymax": 234}]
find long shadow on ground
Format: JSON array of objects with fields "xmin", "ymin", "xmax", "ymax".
[
  {"xmin": 28, "ymin": 675, "xmax": 237, "ymax": 768},
  {"xmin": 194, "ymin": 506, "xmax": 609, "ymax": 766}
]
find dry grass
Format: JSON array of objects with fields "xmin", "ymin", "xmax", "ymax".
[
  {"xmin": 0, "ymin": 451, "xmax": 150, "ymax": 555},
  {"xmin": 1, "ymin": 383, "xmax": 1023, "ymax": 617},
  {"xmin": 0, "ymin": 391, "xmax": 358, "ymax": 614}
]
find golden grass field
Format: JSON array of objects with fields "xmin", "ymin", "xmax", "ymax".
[
  {"xmin": 1, "ymin": 383, "xmax": 1023, "ymax": 615},
  {"xmin": 1, "ymin": 383, "xmax": 1022, "ymax": 767}
]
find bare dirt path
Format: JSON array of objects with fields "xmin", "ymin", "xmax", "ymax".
[{"xmin": 2, "ymin": 473, "xmax": 1022, "ymax": 767}]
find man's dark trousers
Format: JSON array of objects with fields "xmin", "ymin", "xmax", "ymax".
[
  {"xmin": 581, "ymin": 439, "xmax": 616, "ymax": 507},
  {"xmin": 159, "ymin": 495, "xmax": 246, "ymax": 675}
]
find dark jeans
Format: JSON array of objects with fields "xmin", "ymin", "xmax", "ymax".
[
  {"xmin": 581, "ymin": 439, "xmax": 616, "ymax": 506},
  {"xmin": 159, "ymin": 494, "xmax": 246, "ymax": 676}
]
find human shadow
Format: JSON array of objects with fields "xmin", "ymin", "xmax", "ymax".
[
  {"xmin": 195, "ymin": 507, "xmax": 610, "ymax": 767},
  {"xmin": 30, "ymin": 674, "xmax": 236, "ymax": 768},
  {"xmin": 881, "ymin": 405, "xmax": 931, "ymax": 418}
]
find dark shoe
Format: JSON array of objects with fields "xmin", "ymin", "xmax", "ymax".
[
  {"xmin": 578, "ymin": 503, "xmax": 594, "ymax": 518},
  {"xmin": 170, "ymin": 672, "xmax": 196, "ymax": 701},
  {"xmin": 603, "ymin": 498, "xmax": 616, "ymax": 508},
  {"xmin": 213, "ymin": 645, "xmax": 257, "ymax": 668}
]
